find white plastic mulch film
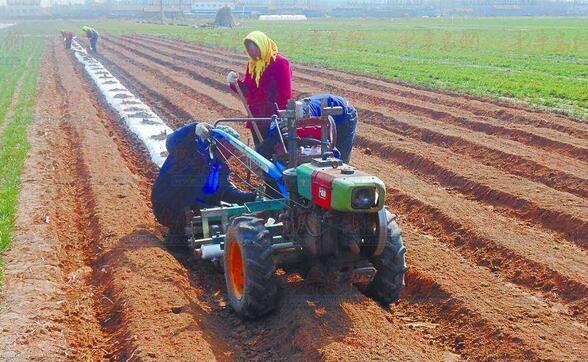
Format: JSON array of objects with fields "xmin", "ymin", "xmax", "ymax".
[{"xmin": 71, "ymin": 40, "xmax": 172, "ymax": 168}]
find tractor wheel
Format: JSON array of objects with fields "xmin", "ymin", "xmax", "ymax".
[
  {"xmin": 224, "ymin": 216, "xmax": 278, "ymax": 319},
  {"xmin": 364, "ymin": 217, "xmax": 407, "ymax": 304}
]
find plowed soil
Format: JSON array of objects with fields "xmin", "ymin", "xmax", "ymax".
[{"xmin": 1, "ymin": 36, "xmax": 587, "ymax": 361}]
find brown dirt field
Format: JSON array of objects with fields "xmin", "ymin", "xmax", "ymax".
[{"xmin": 1, "ymin": 35, "xmax": 587, "ymax": 360}]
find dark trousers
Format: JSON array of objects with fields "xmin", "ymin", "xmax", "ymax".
[
  {"xmin": 64, "ymin": 37, "xmax": 72, "ymax": 49},
  {"xmin": 90, "ymin": 36, "xmax": 98, "ymax": 53},
  {"xmin": 335, "ymin": 108, "xmax": 358, "ymax": 163}
]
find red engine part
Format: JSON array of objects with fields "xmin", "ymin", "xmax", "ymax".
[
  {"xmin": 311, "ymin": 170, "xmax": 335, "ymax": 210},
  {"xmin": 296, "ymin": 126, "xmax": 322, "ymax": 140}
]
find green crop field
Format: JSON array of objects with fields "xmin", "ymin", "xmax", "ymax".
[
  {"xmin": 0, "ymin": 28, "xmax": 44, "ymax": 285},
  {"xmin": 7, "ymin": 17, "xmax": 588, "ymax": 118}
]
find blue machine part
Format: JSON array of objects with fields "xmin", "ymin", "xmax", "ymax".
[
  {"xmin": 202, "ymin": 162, "xmax": 221, "ymax": 194},
  {"xmin": 210, "ymin": 128, "xmax": 289, "ymax": 197}
]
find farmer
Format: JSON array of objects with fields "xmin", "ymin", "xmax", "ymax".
[
  {"xmin": 301, "ymin": 94, "xmax": 358, "ymax": 163},
  {"xmin": 151, "ymin": 122, "xmax": 257, "ymax": 244},
  {"xmin": 227, "ymin": 31, "xmax": 292, "ymax": 145},
  {"xmin": 257, "ymin": 94, "xmax": 358, "ymax": 163},
  {"xmin": 82, "ymin": 26, "xmax": 99, "ymax": 53},
  {"xmin": 61, "ymin": 30, "xmax": 73, "ymax": 49}
]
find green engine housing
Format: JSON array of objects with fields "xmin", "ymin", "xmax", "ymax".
[{"xmin": 295, "ymin": 158, "xmax": 386, "ymax": 212}]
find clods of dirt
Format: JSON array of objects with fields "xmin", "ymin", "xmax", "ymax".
[
  {"xmin": 151, "ymin": 131, "xmax": 168, "ymax": 141},
  {"xmin": 128, "ymin": 111, "xmax": 153, "ymax": 118},
  {"xmin": 121, "ymin": 100, "xmax": 140, "ymax": 105},
  {"xmin": 123, "ymin": 107, "xmax": 145, "ymax": 112},
  {"xmin": 142, "ymin": 118, "xmax": 160, "ymax": 125}
]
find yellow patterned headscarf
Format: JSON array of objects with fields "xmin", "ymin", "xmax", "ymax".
[{"xmin": 244, "ymin": 31, "xmax": 278, "ymax": 87}]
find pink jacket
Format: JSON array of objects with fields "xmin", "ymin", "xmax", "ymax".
[{"xmin": 231, "ymin": 54, "xmax": 292, "ymax": 134}]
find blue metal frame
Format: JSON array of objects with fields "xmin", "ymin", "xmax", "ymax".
[
  {"xmin": 190, "ymin": 128, "xmax": 292, "ymax": 248},
  {"xmin": 210, "ymin": 128, "xmax": 289, "ymax": 197}
]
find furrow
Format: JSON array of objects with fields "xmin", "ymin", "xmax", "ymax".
[
  {"xmin": 105, "ymin": 35, "xmax": 588, "ymax": 244},
  {"xmin": 113, "ymin": 35, "xmax": 588, "ymax": 198},
  {"xmin": 354, "ymin": 125, "xmax": 588, "ymax": 246},
  {"xmin": 96, "ymin": 36, "xmax": 588, "ymax": 361},
  {"xmin": 359, "ymin": 108, "xmax": 588, "ymax": 200},
  {"xmin": 94, "ymin": 38, "xmax": 455, "ymax": 361},
  {"xmin": 93, "ymin": 48, "xmax": 194, "ymax": 123},
  {"xmin": 99, "ymin": 41, "xmax": 235, "ymax": 119},
  {"xmin": 51, "ymin": 40, "xmax": 130, "ymax": 359},
  {"xmin": 57, "ymin": 38, "xmax": 224, "ymax": 360},
  {"xmin": 134, "ymin": 34, "xmax": 588, "ymax": 139}
]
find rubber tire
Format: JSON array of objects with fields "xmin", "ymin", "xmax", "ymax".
[
  {"xmin": 364, "ymin": 218, "xmax": 408, "ymax": 304},
  {"xmin": 224, "ymin": 216, "xmax": 278, "ymax": 319}
]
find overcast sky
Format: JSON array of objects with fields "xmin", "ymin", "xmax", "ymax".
[
  {"xmin": 0, "ymin": 0, "xmax": 87, "ymax": 5},
  {"xmin": 1, "ymin": 0, "xmax": 585, "ymax": 7}
]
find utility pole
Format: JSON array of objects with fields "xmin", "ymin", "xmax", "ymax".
[{"xmin": 160, "ymin": 0, "xmax": 164, "ymax": 24}]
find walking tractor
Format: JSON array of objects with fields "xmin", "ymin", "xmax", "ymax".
[{"xmin": 188, "ymin": 100, "xmax": 408, "ymax": 319}]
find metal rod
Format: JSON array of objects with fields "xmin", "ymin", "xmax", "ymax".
[
  {"xmin": 321, "ymin": 116, "xmax": 329, "ymax": 156},
  {"xmin": 214, "ymin": 117, "xmax": 273, "ymax": 126},
  {"xmin": 232, "ymin": 81, "xmax": 264, "ymax": 142},
  {"xmin": 287, "ymin": 100, "xmax": 298, "ymax": 168},
  {"xmin": 273, "ymin": 115, "xmax": 287, "ymax": 154}
]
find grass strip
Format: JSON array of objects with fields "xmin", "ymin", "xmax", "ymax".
[{"xmin": 0, "ymin": 41, "xmax": 43, "ymax": 287}]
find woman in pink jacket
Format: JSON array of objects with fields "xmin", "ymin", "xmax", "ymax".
[{"xmin": 228, "ymin": 31, "xmax": 292, "ymax": 145}]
